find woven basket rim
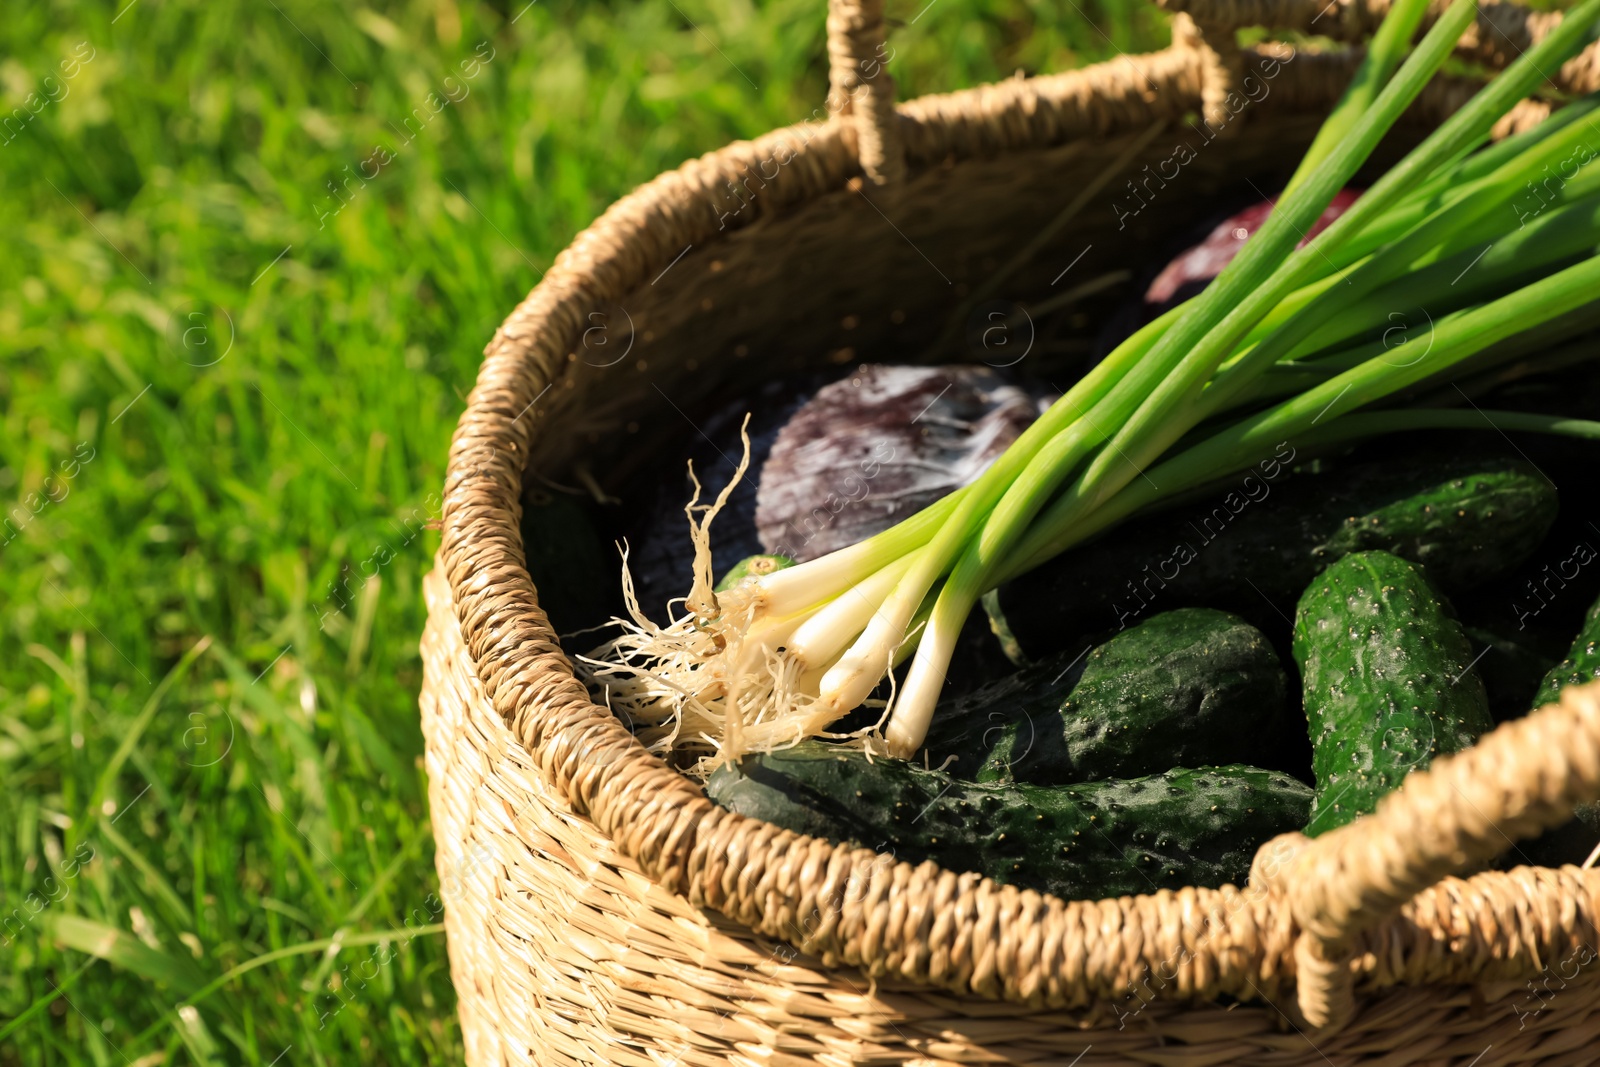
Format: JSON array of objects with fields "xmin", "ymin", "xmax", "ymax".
[{"xmin": 433, "ymin": 4, "xmax": 1600, "ymax": 1032}]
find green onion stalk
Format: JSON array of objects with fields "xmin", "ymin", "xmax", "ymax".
[{"xmin": 582, "ymin": 0, "xmax": 1600, "ymax": 768}]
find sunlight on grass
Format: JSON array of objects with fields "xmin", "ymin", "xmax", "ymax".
[{"xmin": 0, "ymin": 1, "xmax": 1164, "ymax": 1062}]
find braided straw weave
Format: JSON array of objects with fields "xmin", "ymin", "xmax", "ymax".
[{"xmin": 421, "ymin": 1, "xmax": 1600, "ymax": 1062}]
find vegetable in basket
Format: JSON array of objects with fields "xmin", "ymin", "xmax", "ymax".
[
  {"xmin": 625, "ymin": 365, "xmax": 1049, "ymax": 620},
  {"xmin": 753, "ymin": 364, "xmax": 1053, "ymax": 563},
  {"xmin": 1142, "ymin": 189, "xmax": 1363, "ymax": 308},
  {"xmin": 582, "ymin": 0, "xmax": 1600, "ymax": 771},
  {"xmin": 920, "ymin": 607, "xmax": 1287, "ymax": 784},
  {"xmin": 706, "ymin": 742, "xmax": 1312, "ymax": 900},
  {"xmin": 1292, "ymin": 550, "xmax": 1494, "ymax": 836},
  {"xmin": 983, "ymin": 445, "xmax": 1556, "ymax": 662}
]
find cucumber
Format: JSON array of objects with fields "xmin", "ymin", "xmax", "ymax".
[
  {"xmin": 987, "ymin": 447, "xmax": 1558, "ymax": 662},
  {"xmin": 706, "ymin": 742, "xmax": 1313, "ymax": 900},
  {"xmin": 1532, "ymin": 593, "xmax": 1600, "ymax": 709},
  {"xmin": 920, "ymin": 608, "xmax": 1287, "ymax": 784},
  {"xmin": 1294, "ymin": 551, "xmax": 1494, "ymax": 837}
]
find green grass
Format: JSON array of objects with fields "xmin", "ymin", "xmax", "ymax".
[{"xmin": 0, "ymin": 1, "xmax": 1164, "ymax": 1062}]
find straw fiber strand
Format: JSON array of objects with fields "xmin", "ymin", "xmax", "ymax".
[{"xmin": 422, "ymin": 3, "xmax": 1600, "ymax": 1062}]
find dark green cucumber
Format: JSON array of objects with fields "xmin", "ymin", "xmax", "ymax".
[
  {"xmin": 715, "ymin": 553, "xmax": 795, "ymax": 591},
  {"xmin": 988, "ymin": 446, "xmax": 1558, "ymax": 662},
  {"xmin": 706, "ymin": 742, "xmax": 1312, "ymax": 900},
  {"xmin": 1294, "ymin": 551, "xmax": 1494, "ymax": 837},
  {"xmin": 921, "ymin": 608, "xmax": 1287, "ymax": 784},
  {"xmin": 1532, "ymin": 593, "xmax": 1600, "ymax": 709}
]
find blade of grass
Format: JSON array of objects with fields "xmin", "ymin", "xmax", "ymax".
[
  {"xmin": 42, "ymin": 914, "xmax": 208, "ymax": 997},
  {"xmin": 129, "ymin": 924, "xmax": 446, "ymax": 1048},
  {"xmin": 301, "ymin": 822, "xmax": 432, "ymax": 993},
  {"xmin": 0, "ymin": 956, "xmax": 100, "ymax": 1045},
  {"xmin": 97, "ymin": 820, "xmax": 197, "ymax": 929},
  {"xmin": 80, "ymin": 636, "xmax": 213, "ymax": 846}
]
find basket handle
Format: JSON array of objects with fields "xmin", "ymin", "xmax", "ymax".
[
  {"xmin": 829, "ymin": 0, "xmax": 1594, "ymax": 198},
  {"xmin": 1282, "ymin": 681, "xmax": 1600, "ymax": 1028},
  {"xmin": 827, "ymin": 0, "xmax": 904, "ymax": 186},
  {"xmin": 823, "ymin": 0, "xmax": 1254, "ymax": 185}
]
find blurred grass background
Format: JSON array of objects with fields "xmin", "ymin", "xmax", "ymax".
[{"xmin": 0, "ymin": 1, "xmax": 1167, "ymax": 1062}]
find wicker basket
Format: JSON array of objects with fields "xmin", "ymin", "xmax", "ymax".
[{"xmin": 420, "ymin": 1, "xmax": 1600, "ymax": 1062}]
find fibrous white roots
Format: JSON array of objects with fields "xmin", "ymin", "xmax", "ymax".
[{"xmin": 573, "ymin": 422, "xmax": 891, "ymax": 773}]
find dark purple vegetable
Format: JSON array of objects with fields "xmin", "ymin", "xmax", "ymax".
[
  {"xmin": 755, "ymin": 365, "xmax": 1053, "ymax": 562},
  {"xmin": 623, "ymin": 366, "xmax": 1052, "ymax": 698},
  {"xmin": 625, "ymin": 365, "xmax": 1053, "ymax": 620},
  {"xmin": 1144, "ymin": 190, "xmax": 1363, "ymax": 308},
  {"xmin": 1093, "ymin": 190, "xmax": 1367, "ymax": 363}
]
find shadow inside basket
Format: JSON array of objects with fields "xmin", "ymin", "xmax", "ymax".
[{"xmin": 507, "ymin": 109, "xmax": 1600, "ymax": 906}]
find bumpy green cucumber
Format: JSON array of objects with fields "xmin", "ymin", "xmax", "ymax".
[
  {"xmin": 920, "ymin": 608, "xmax": 1287, "ymax": 783},
  {"xmin": 1294, "ymin": 551, "xmax": 1494, "ymax": 837},
  {"xmin": 706, "ymin": 742, "xmax": 1313, "ymax": 900},
  {"xmin": 988, "ymin": 447, "xmax": 1558, "ymax": 662},
  {"xmin": 1532, "ymin": 594, "xmax": 1600, "ymax": 709}
]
